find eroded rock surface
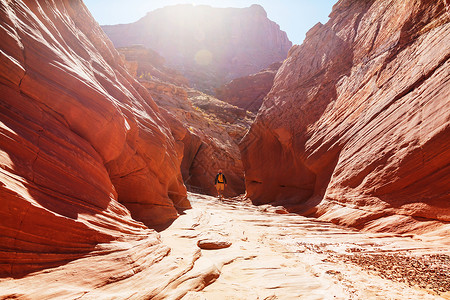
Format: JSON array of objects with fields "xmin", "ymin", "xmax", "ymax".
[
  {"xmin": 188, "ymin": 90, "xmax": 255, "ymax": 144},
  {"xmin": 215, "ymin": 62, "xmax": 282, "ymax": 113},
  {"xmin": 161, "ymin": 193, "xmax": 450, "ymax": 299},
  {"xmin": 103, "ymin": 4, "xmax": 292, "ymax": 93},
  {"xmin": 241, "ymin": 0, "xmax": 450, "ymax": 233},
  {"xmin": 0, "ymin": 0, "xmax": 189, "ymax": 288},
  {"xmin": 142, "ymin": 82, "xmax": 248, "ymax": 197}
]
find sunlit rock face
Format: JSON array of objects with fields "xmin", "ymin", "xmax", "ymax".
[
  {"xmin": 0, "ymin": 0, "xmax": 190, "ymax": 281},
  {"xmin": 102, "ymin": 4, "xmax": 292, "ymax": 94},
  {"xmin": 241, "ymin": 0, "xmax": 450, "ymax": 233},
  {"xmin": 215, "ymin": 62, "xmax": 282, "ymax": 113}
]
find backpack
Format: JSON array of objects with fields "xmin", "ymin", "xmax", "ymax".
[{"xmin": 218, "ymin": 173, "xmax": 224, "ymax": 183}]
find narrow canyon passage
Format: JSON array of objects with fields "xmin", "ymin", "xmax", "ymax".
[
  {"xmin": 1, "ymin": 1, "xmax": 448, "ymax": 298},
  {"xmin": 160, "ymin": 193, "xmax": 450, "ymax": 300}
]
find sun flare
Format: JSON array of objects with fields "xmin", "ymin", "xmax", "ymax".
[{"xmin": 194, "ymin": 49, "xmax": 213, "ymax": 66}]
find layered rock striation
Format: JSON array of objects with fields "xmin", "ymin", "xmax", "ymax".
[
  {"xmin": 103, "ymin": 4, "xmax": 292, "ymax": 93},
  {"xmin": 0, "ymin": 0, "xmax": 189, "ymax": 285},
  {"xmin": 215, "ymin": 62, "xmax": 282, "ymax": 113},
  {"xmin": 241, "ymin": 0, "xmax": 450, "ymax": 233}
]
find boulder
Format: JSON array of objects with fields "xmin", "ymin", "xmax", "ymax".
[{"xmin": 197, "ymin": 238, "xmax": 232, "ymax": 250}]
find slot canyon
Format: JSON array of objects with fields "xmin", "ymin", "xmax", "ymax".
[{"xmin": 0, "ymin": 0, "xmax": 449, "ymax": 299}]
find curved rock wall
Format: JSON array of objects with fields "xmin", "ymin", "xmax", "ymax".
[
  {"xmin": 0, "ymin": 0, "xmax": 189, "ymax": 279},
  {"xmin": 241, "ymin": 0, "xmax": 450, "ymax": 233}
]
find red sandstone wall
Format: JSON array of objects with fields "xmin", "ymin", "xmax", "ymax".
[
  {"xmin": 0, "ymin": 0, "xmax": 189, "ymax": 278},
  {"xmin": 241, "ymin": 0, "xmax": 450, "ymax": 233}
]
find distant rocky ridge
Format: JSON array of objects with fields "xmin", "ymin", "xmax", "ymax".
[
  {"xmin": 241, "ymin": 0, "xmax": 450, "ymax": 234},
  {"xmin": 215, "ymin": 62, "xmax": 282, "ymax": 113},
  {"xmin": 103, "ymin": 4, "xmax": 292, "ymax": 94}
]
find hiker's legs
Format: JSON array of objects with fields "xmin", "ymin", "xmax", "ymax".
[{"xmin": 216, "ymin": 183, "xmax": 224, "ymax": 198}]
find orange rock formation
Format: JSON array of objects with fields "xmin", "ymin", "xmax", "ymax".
[
  {"xmin": 2, "ymin": 0, "xmax": 449, "ymax": 297},
  {"xmin": 0, "ymin": 0, "xmax": 189, "ymax": 281},
  {"xmin": 241, "ymin": 0, "xmax": 450, "ymax": 233},
  {"xmin": 141, "ymin": 81, "xmax": 247, "ymax": 197}
]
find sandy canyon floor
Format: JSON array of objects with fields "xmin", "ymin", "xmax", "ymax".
[{"xmin": 160, "ymin": 193, "xmax": 450, "ymax": 300}]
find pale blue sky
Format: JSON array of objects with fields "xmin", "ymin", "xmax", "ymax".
[{"xmin": 84, "ymin": 0, "xmax": 336, "ymax": 45}]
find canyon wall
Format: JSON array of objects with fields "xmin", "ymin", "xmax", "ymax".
[
  {"xmin": 241, "ymin": 0, "xmax": 450, "ymax": 233},
  {"xmin": 102, "ymin": 4, "xmax": 292, "ymax": 93},
  {"xmin": 118, "ymin": 46, "xmax": 249, "ymax": 196},
  {"xmin": 215, "ymin": 62, "xmax": 282, "ymax": 113},
  {"xmin": 0, "ymin": 0, "xmax": 190, "ymax": 286},
  {"xmin": 149, "ymin": 86, "xmax": 247, "ymax": 197}
]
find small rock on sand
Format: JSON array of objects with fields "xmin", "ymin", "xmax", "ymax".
[{"xmin": 197, "ymin": 238, "xmax": 232, "ymax": 250}]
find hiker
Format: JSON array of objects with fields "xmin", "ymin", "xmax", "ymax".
[{"xmin": 214, "ymin": 169, "xmax": 227, "ymax": 199}]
